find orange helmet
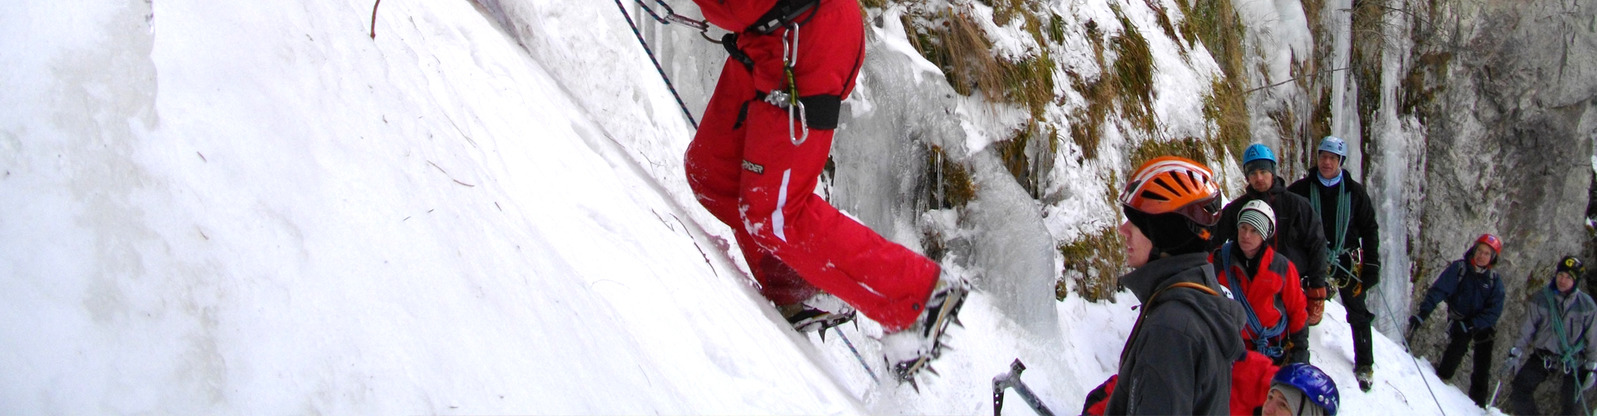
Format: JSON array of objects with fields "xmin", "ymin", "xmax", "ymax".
[{"xmin": 1121, "ymin": 156, "xmax": 1223, "ymax": 227}]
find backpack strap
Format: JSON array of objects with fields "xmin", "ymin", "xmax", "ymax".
[
  {"xmin": 1220, "ymin": 244, "xmax": 1290, "ymax": 358},
  {"xmin": 1119, "ymin": 281, "xmax": 1221, "ymax": 364}
]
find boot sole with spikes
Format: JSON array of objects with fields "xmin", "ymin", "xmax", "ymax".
[{"xmin": 889, "ymin": 281, "xmax": 970, "ymax": 391}]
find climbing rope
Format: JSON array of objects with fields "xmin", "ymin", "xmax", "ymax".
[
  {"xmin": 1372, "ymin": 282, "xmax": 1449, "ymax": 415},
  {"xmin": 612, "ymin": 0, "xmax": 711, "ymax": 129}
]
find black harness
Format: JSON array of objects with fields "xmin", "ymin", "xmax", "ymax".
[{"xmin": 721, "ymin": 0, "xmax": 851, "ymax": 134}]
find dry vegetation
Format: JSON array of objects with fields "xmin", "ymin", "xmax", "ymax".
[
  {"xmin": 1178, "ymin": 0, "xmax": 1250, "ymax": 158},
  {"xmin": 1112, "ymin": 12, "xmax": 1156, "ymax": 135},
  {"xmin": 924, "ymin": 144, "xmax": 977, "ymax": 209},
  {"xmin": 865, "ymin": 0, "xmax": 1262, "ymax": 303},
  {"xmin": 995, "ymin": 120, "xmax": 1059, "ymax": 199},
  {"xmin": 1058, "ymin": 226, "xmax": 1127, "ymax": 301}
]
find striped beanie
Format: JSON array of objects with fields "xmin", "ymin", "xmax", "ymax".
[{"xmin": 1238, "ymin": 200, "xmax": 1276, "ymax": 241}]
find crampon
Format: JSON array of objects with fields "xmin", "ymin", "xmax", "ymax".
[{"xmin": 881, "ymin": 279, "xmax": 970, "ymax": 391}]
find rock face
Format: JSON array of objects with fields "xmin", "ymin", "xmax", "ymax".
[{"xmin": 1347, "ymin": 0, "xmax": 1597, "ymax": 404}]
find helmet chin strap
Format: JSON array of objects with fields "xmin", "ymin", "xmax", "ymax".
[
  {"xmin": 1143, "ymin": 241, "xmax": 1164, "ymax": 265},
  {"xmin": 1146, "ymin": 231, "xmax": 1199, "ymax": 263}
]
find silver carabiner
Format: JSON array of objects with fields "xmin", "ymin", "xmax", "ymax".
[
  {"xmin": 789, "ymin": 99, "xmax": 809, "ymax": 146},
  {"xmin": 781, "ymin": 22, "xmax": 808, "ymax": 146}
]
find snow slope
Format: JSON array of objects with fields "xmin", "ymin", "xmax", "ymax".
[{"xmin": 0, "ymin": 0, "xmax": 1488, "ymax": 414}]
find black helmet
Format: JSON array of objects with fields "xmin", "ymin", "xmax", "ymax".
[{"xmin": 1558, "ymin": 256, "xmax": 1586, "ymax": 279}]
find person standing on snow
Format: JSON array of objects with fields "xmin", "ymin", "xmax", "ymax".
[
  {"xmin": 1287, "ymin": 136, "xmax": 1382, "ymax": 391},
  {"xmin": 681, "ymin": 0, "xmax": 966, "ymax": 381},
  {"xmin": 1261, "ymin": 363, "xmax": 1341, "ymax": 416},
  {"xmin": 1213, "ymin": 143, "xmax": 1326, "ymax": 363},
  {"xmin": 1083, "ymin": 156, "xmax": 1246, "ymax": 415},
  {"xmin": 1407, "ymin": 233, "xmax": 1507, "ymax": 406},
  {"xmin": 1212, "ymin": 200, "xmax": 1309, "ymax": 366},
  {"xmin": 1505, "ymin": 256, "xmax": 1597, "ymax": 415}
]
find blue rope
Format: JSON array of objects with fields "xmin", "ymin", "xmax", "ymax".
[
  {"xmin": 1373, "ymin": 278, "xmax": 1448, "ymax": 414},
  {"xmin": 631, "ymin": 0, "xmax": 677, "ymax": 23},
  {"xmin": 612, "ymin": 0, "xmax": 700, "ymax": 129},
  {"xmin": 836, "ymin": 329, "xmax": 881, "ymax": 383},
  {"xmin": 1220, "ymin": 243, "xmax": 1289, "ymax": 358}
]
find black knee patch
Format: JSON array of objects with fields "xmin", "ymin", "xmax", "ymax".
[{"xmin": 798, "ymin": 94, "xmax": 840, "ymax": 130}]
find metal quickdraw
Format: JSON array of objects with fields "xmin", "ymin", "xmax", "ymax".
[
  {"xmin": 629, "ymin": 0, "xmax": 718, "ymax": 41},
  {"xmin": 614, "ymin": 0, "xmax": 720, "ymax": 129},
  {"xmin": 761, "ymin": 22, "xmax": 810, "ymax": 146}
]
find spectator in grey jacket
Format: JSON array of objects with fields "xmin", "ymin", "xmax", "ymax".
[
  {"xmin": 1506, "ymin": 256, "xmax": 1597, "ymax": 415},
  {"xmin": 1093, "ymin": 156, "xmax": 1246, "ymax": 415}
]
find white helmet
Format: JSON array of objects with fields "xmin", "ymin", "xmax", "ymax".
[{"xmin": 1238, "ymin": 200, "xmax": 1276, "ymax": 240}]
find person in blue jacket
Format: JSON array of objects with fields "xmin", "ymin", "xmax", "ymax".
[{"xmin": 1407, "ymin": 233, "xmax": 1506, "ymax": 407}]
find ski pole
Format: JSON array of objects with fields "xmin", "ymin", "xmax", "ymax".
[{"xmin": 1487, "ymin": 379, "xmax": 1501, "ymax": 409}]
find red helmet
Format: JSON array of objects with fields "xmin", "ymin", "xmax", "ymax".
[
  {"xmin": 1475, "ymin": 233, "xmax": 1502, "ymax": 254},
  {"xmin": 1121, "ymin": 156, "xmax": 1222, "ymax": 226}
]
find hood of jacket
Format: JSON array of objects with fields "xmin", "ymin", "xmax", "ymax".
[{"xmin": 1244, "ymin": 176, "xmax": 1290, "ymax": 198}]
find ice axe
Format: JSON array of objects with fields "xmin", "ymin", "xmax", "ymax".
[
  {"xmin": 1487, "ymin": 379, "xmax": 1502, "ymax": 409},
  {"xmin": 992, "ymin": 359, "xmax": 1054, "ymax": 416}
]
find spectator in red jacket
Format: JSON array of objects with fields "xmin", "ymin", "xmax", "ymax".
[{"xmin": 1212, "ymin": 200, "xmax": 1309, "ymax": 365}]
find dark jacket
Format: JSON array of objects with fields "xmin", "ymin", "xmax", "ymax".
[
  {"xmin": 1513, "ymin": 281, "xmax": 1597, "ymax": 364},
  {"xmin": 1214, "ymin": 177, "xmax": 1328, "ymax": 289},
  {"xmin": 1288, "ymin": 170, "xmax": 1382, "ymax": 287},
  {"xmin": 1418, "ymin": 258, "xmax": 1506, "ymax": 332},
  {"xmin": 1107, "ymin": 253, "xmax": 1247, "ymax": 415}
]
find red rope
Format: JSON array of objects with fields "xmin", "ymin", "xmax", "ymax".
[{"xmin": 369, "ymin": 0, "xmax": 382, "ymax": 39}]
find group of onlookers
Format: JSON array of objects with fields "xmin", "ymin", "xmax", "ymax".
[{"xmin": 1087, "ymin": 137, "xmax": 1597, "ymax": 415}]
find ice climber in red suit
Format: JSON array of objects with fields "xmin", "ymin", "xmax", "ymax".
[{"xmin": 682, "ymin": 0, "xmax": 966, "ymax": 381}]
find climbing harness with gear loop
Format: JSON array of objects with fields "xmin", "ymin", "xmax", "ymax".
[
  {"xmin": 1220, "ymin": 243, "xmax": 1290, "ymax": 359},
  {"xmin": 1311, "ymin": 178, "xmax": 1360, "ymax": 290},
  {"xmin": 1543, "ymin": 289, "xmax": 1587, "ymax": 374},
  {"xmin": 720, "ymin": 0, "xmax": 846, "ymax": 147},
  {"xmin": 767, "ymin": 21, "xmax": 810, "ymax": 145},
  {"xmin": 747, "ymin": 0, "xmax": 818, "ymax": 34}
]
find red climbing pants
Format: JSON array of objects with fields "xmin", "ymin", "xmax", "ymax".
[{"xmin": 685, "ymin": 0, "xmax": 938, "ymax": 331}]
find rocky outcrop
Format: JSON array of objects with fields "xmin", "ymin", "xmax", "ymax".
[{"xmin": 1351, "ymin": 0, "xmax": 1597, "ymax": 402}]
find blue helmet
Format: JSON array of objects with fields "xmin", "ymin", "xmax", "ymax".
[
  {"xmin": 1318, "ymin": 136, "xmax": 1348, "ymax": 159},
  {"xmin": 1242, "ymin": 143, "xmax": 1276, "ymax": 164},
  {"xmin": 1274, "ymin": 363, "xmax": 1340, "ymax": 415}
]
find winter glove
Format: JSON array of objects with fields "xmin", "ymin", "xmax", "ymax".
[
  {"xmin": 1305, "ymin": 287, "xmax": 1328, "ymax": 326},
  {"xmin": 1406, "ymin": 315, "xmax": 1424, "ymax": 344},
  {"xmin": 1359, "ymin": 262, "xmax": 1381, "ymax": 289},
  {"xmin": 1449, "ymin": 320, "xmax": 1473, "ymax": 338},
  {"xmin": 1472, "ymin": 326, "xmax": 1496, "ymax": 343},
  {"xmin": 1506, "ymin": 347, "xmax": 1525, "ymax": 376},
  {"xmin": 1082, "ymin": 375, "xmax": 1117, "ymax": 416},
  {"xmin": 1289, "ymin": 329, "xmax": 1311, "ymax": 364}
]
